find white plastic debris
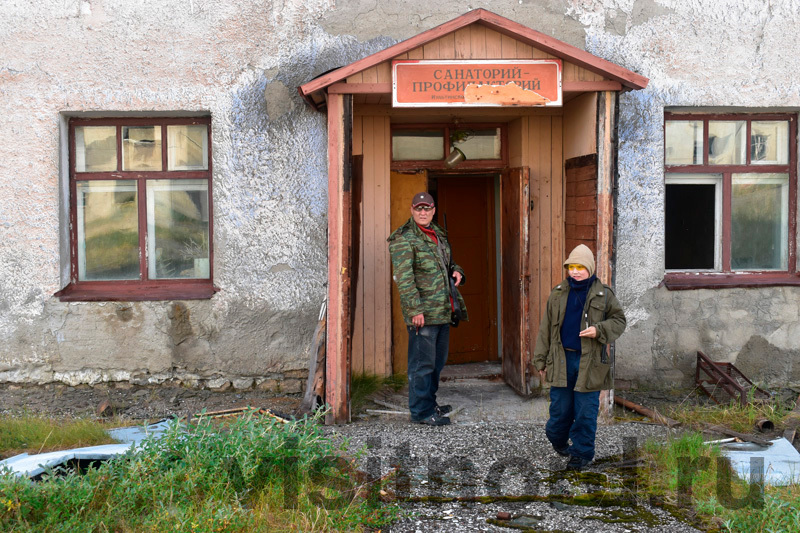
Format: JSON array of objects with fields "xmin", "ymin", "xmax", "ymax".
[{"xmin": 720, "ymin": 437, "xmax": 800, "ymax": 486}]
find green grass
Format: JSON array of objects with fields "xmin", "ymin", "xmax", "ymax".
[
  {"xmin": 350, "ymin": 373, "xmax": 408, "ymax": 413},
  {"xmin": 638, "ymin": 432, "xmax": 800, "ymax": 532},
  {"xmin": 0, "ymin": 416, "xmax": 118, "ymax": 460},
  {"xmin": 0, "ymin": 412, "xmax": 399, "ymax": 532},
  {"xmin": 665, "ymin": 391, "xmax": 794, "ymax": 433}
]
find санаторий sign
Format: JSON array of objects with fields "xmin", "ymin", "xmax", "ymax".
[{"xmin": 392, "ymin": 59, "xmax": 562, "ymax": 107}]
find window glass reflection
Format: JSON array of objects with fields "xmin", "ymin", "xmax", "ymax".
[
  {"xmin": 452, "ymin": 128, "xmax": 501, "ymax": 159},
  {"xmin": 708, "ymin": 121, "xmax": 745, "ymax": 165},
  {"xmin": 76, "ymin": 180, "xmax": 139, "ymax": 280},
  {"xmin": 392, "ymin": 130, "xmax": 444, "ymax": 161},
  {"xmin": 751, "ymin": 121, "xmax": 789, "ymax": 164},
  {"xmin": 665, "ymin": 121, "xmax": 702, "ymax": 165},
  {"xmin": 75, "ymin": 126, "xmax": 117, "ymax": 172},
  {"xmin": 168, "ymin": 125, "xmax": 208, "ymax": 170},
  {"xmin": 122, "ymin": 126, "xmax": 162, "ymax": 171},
  {"xmin": 146, "ymin": 179, "xmax": 210, "ymax": 279},
  {"xmin": 731, "ymin": 173, "xmax": 788, "ymax": 270}
]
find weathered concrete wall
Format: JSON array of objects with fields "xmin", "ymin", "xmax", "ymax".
[
  {"xmin": 566, "ymin": 0, "xmax": 800, "ymax": 388},
  {"xmin": 1, "ymin": 0, "xmax": 798, "ymax": 389},
  {"xmin": 0, "ymin": 0, "xmax": 347, "ymax": 386}
]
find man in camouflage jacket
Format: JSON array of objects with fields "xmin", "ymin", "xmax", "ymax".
[{"xmin": 388, "ymin": 192, "xmax": 468, "ymax": 426}]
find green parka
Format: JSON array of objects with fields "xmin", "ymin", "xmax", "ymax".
[
  {"xmin": 387, "ymin": 218, "xmax": 468, "ymax": 326},
  {"xmin": 533, "ymin": 278, "xmax": 626, "ymax": 392}
]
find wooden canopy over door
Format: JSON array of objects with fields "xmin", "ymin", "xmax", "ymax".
[{"xmin": 501, "ymin": 167, "xmax": 532, "ymax": 395}]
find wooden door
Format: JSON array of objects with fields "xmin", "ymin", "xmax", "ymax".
[
  {"xmin": 501, "ymin": 167, "xmax": 532, "ymax": 395},
  {"xmin": 437, "ymin": 176, "xmax": 497, "ymax": 364},
  {"xmin": 389, "ymin": 170, "xmax": 427, "ymax": 375}
]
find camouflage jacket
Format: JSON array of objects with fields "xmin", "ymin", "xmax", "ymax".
[{"xmin": 387, "ymin": 218, "xmax": 468, "ymax": 326}]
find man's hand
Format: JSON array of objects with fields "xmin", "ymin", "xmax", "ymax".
[
  {"xmin": 411, "ymin": 313, "xmax": 425, "ymax": 328},
  {"xmin": 452, "ymin": 271, "xmax": 463, "ymax": 287},
  {"xmin": 579, "ymin": 326, "xmax": 597, "ymax": 338},
  {"xmin": 538, "ymin": 369, "xmax": 546, "ymax": 383}
]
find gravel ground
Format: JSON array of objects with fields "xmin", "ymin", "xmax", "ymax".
[{"xmin": 325, "ymin": 421, "xmax": 703, "ymax": 532}]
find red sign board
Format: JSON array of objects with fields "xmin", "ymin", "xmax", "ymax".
[{"xmin": 393, "ymin": 59, "xmax": 562, "ymax": 107}]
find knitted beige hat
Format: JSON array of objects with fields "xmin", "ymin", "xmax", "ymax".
[{"xmin": 563, "ymin": 244, "xmax": 595, "ymax": 277}]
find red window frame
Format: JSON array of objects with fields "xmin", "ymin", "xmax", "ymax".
[
  {"xmin": 56, "ymin": 116, "xmax": 217, "ymax": 301},
  {"xmin": 390, "ymin": 123, "xmax": 508, "ymax": 171},
  {"xmin": 663, "ymin": 112, "xmax": 799, "ymax": 289}
]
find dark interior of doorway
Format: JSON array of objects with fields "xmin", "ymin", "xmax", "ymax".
[{"xmin": 429, "ymin": 174, "xmax": 499, "ymax": 364}]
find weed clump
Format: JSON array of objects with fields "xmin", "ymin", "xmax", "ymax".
[{"xmin": 0, "ymin": 413, "xmax": 399, "ymax": 532}]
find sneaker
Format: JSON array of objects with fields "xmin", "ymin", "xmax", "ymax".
[
  {"xmin": 435, "ymin": 404, "xmax": 452, "ymax": 416},
  {"xmin": 553, "ymin": 444, "xmax": 570, "ymax": 457},
  {"xmin": 565, "ymin": 455, "xmax": 591, "ymax": 471},
  {"xmin": 412, "ymin": 413, "xmax": 451, "ymax": 426}
]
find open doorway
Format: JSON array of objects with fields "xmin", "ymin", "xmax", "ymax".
[
  {"xmin": 430, "ymin": 174, "xmax": 499, "ymax": 364},
  {"xmin": 388, "ymin": 172, "xmax": 500, "ymax": 371}
]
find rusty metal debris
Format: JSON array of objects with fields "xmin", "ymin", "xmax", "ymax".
[
  {"xmin": 755, "ymin": 418, "xmax": 775, "ymax": 432},
  {"xmin": 614, "ymin": 395, "xmax": 681, "ymax": 427},
  {"xmin": 695, "ymin": 350, "xmax": 771, "ymax": 406}
]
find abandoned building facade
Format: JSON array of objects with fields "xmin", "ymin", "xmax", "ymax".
[{"xmin": 1, "ymin": 1, "xmax": 798, "ymax": 415}]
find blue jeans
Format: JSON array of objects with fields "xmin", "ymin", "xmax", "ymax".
[
  {"xmin": 545, "ymin": 351, "xmax": 600, "ymax": 460},
  {"xmin": 407, "ymin": 324, "xmax": 450, "ymax": 420}
]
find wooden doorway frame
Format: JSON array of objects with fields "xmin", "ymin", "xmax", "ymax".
[{"xmin": 322, "ymin": 90, "xmax": 622, "ymax": 424}]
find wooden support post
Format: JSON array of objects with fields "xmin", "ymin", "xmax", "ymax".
[
  {"xmin": 325, "ymin": 93, "xmax": 353, "ymax": 425},
  {"xmin": 597, "ymin": 90, "xmax": 618, "ymax": 419}
]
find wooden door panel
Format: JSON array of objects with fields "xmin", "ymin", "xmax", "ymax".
[
  {"xmin": 501, "ymin": 167, "xmax": 531, "ymax": 395},
  {"xmin": 438, "ymin": 176, "xmax": 495, "ymax": 364},
  {"xmin": 390, "ymin": 171, "xmax": 427, "ymax": 375}
]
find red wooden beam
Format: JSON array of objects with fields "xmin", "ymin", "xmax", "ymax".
[
  {"xmin": 328, "ymin": 83, "xmax": 392, "ymax": 95},
  {"xmin": 325, "ymin": 93, "xmax": 351, "ymax": 425},
  {"xmin": 563, "ymin": 81, "xmax": 623, "ymax": 92}
]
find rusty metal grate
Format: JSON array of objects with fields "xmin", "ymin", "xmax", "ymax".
[{"xmin": 695, "ymin": 350, "xmax": 771, "ymax": 406}]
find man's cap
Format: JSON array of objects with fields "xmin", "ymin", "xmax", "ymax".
[{"xmin": 411, "ymin": 192, "xmax": 435, "ymax": 207}]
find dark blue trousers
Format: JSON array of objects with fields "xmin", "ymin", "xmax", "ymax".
[
  {"xmin": 407, "ymin": 324, "xmax": 450, "ymax": 420},
  {"xmin": 545, "ymin": 351, "xmax": 600, "ymax": 461}
]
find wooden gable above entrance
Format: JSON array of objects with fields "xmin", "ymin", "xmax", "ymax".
[{"xmin": 298, "ymin": 8, "xmax": 648, "ymax": 110}]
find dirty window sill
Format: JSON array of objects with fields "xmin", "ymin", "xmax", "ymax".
[
  {"xmin": 662, "ymin": 272, "xmax": 800, "ymax": 290},
  {"xmin": 54, "ymin": 281, "xmax": 219, "ymax": 302}
]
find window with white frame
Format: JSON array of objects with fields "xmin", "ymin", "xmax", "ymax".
[
  {"xmin": 664, "ymin": 113, "xmax": 797, "ymax": 283},
  {"xmin": 58, "ymin": 117, "xmax": 215, "ymax": 301}
]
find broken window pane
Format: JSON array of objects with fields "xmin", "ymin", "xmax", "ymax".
[
  {"xmin": 665, "ymin": 174, "xmax": 720, "ymax": 270},
  {"xmin": 708, "ymin": 121, "xmax": 746, "ymax": 165},
  {"xmin": 122, "ymin": 126, "xmax": 162, "ymax": 171},
  {"xmin": 665, "ymin": 181, "xmax": 717, "ymax": 270},
  {"xmin": 76, "ymin": 180, "xmax": 139, "ymax": 280},
  {"xmin": 167, "ymin": 125, "xmax": 208, "ymax": 171},
  {"xmin": 451, "ymin": 128, "xmax": 501, "ymax": 159},
  {"xmin": 75, "ymin": 126, "xmax": 117, "ymax": 172},
  {"xmin": 665, "ymin": 120, "xmax": 703, "ymax": 165},
  {"xmin": 392, "ymin": 129, "xmax": 444, "ymax": 160},
  {"xmin": 731, "ymin": 173, "xmax": 788, "ymax": 270},
  {"xmin": 751, "ymin": 121, "xmax": 789, "ymax": 164},
  {"xmin": 146, "ymin": 179, "xmax": 210, "ymax": 279}
]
